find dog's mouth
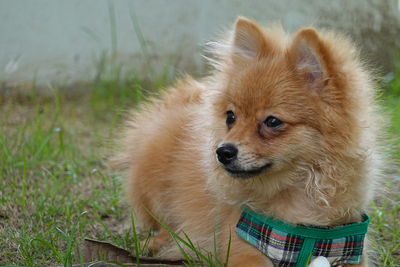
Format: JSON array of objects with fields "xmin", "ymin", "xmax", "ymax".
[{"xmin": 224, "ymin": 163, "xmax": 272, "ymax": 179}]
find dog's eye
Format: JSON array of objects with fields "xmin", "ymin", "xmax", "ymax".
[
  {"xmin": 226, "ymin": 110, "xmax": 235, "ymax": 126},
  {"xmin": 264, "ymin": 116, "xmax": 283, "ymax": 128}
]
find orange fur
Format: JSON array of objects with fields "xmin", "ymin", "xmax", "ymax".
[{"xmin": 113, "ymin": 17, "xmax": 382, "ymax": 266}]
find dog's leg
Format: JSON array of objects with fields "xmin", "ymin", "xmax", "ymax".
[
  {"xmin": 218, "ymin": 210, "xmax": 273, "ymax": 267},
  {"xmin": 228, "ymin": 244, "xmax": 274, "ymax": 267},
  {"xmin": 225, "ymin": 233, "xmax": 273, "ymax": 267}
]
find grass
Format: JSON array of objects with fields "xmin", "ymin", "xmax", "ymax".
[
  {"xmin": 0, "ymin": 65, "xmax": 226, "ymax": 266},
  {"xmin": 0, "ymin": 63, "xmax": 399, "ymax": 266},
  {"xmin": 0, "ymin": 89, "xmax": 131, "ymax": 266},
  {"xmin": 370, "ymin": 69, "xmax": 400, "ymax": 266}
]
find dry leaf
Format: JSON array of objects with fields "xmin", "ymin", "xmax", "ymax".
[{"xmin": 76, "ymin": 238, "xmax": 187, "ymax": 266}]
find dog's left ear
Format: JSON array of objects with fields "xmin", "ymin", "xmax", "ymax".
[
  {"xmin": 289, "ymin": 28, "xmax": 332, "ymax": 90},
  {"xmin": 231, "ymin": 17, "xmax": 273, "ymax": 64}
]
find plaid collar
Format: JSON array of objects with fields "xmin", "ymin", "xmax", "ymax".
[{"xmin": 236, "ymin": 206, "xmax": 370, "ymax": 267}]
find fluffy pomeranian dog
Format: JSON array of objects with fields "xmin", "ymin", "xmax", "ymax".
[{"xmin": 114, "ymin": 17, "xmax": 382, "ymax": 266}]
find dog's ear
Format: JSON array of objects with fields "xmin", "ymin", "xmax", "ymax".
[
  {"xmin": 231, "ymin": 17, "xmax": 272, "ymax": 63},
  {"xmin": 289, "ymin": 28, "xmax": 332, "ymax": 90}
]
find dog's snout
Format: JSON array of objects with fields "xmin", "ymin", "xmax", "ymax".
[{"xmin": 216, "ymin": 143, "xmax": 238, "ymax": 165}]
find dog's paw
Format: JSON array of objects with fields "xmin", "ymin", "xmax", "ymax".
[{"xmin": 141, "ymin": 229, "xmax": 170, "ymax": 255}]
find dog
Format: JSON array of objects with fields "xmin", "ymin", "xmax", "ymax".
[{"xmin": 113, "ymin": 17, "xmax": 382, "ymax": 266}]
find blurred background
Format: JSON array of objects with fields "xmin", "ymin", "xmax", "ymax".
[
  {"xmin": 1, "ymin": 0, "xmax": 400, "ymax": 87},
  {"xmin": 0, "ymin": 1, "xmax": 399, "ymax": 266}
]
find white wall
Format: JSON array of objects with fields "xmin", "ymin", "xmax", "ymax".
[{"xmin": 1, "ymin": 0, "xmax": 399, "ymax": 85}]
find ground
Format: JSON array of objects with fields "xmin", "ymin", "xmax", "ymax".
[{"xmin": 0, "ymin": 73, "xmax": 399, "ymax": 266}]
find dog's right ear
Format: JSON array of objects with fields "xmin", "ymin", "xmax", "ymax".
[
  {"xmin": 231, "ymin": 17, "xmax": 272, "ymax": 64},
  {"xmin": 289, "ymin": 27, "xmax": 335, "ymax": 92}
]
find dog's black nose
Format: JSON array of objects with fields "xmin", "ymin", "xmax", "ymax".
[{"xmin": 216, "ymin": 143, "xmax": 238, "ymax": 165}]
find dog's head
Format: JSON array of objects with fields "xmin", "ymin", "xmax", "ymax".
[{"xmin": 205, "ymin": 17, "xmax": 374, "ymax": 202}]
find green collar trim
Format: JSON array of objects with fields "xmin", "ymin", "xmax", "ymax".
[
  {"xmin": 242, "ymin": 206, "xmax": 370, "ymax": 239},
  {"xmin": 236, "ymin": 206, "xmax": 370, "ymax": 266}
]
